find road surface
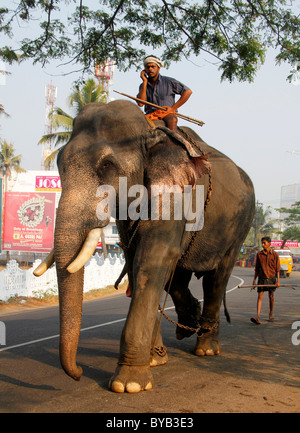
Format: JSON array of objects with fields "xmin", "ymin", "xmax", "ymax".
[{"xmin": 0, "ymin": 267, "xmax": 299, "ymax": 414}]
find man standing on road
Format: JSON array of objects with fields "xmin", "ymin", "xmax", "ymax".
[
  {"xmin": 136, "ymin": 55, "xmax": 192, "ymax": 131},
  {"xmin": 251, "ymin": 236, "xmax": 280, "ymax": 324}
]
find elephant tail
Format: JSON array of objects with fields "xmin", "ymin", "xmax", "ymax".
[
  {"xmin": 223, "ymin": 291, "xmax": 231, "ymax": 323},
  {"xmin": 114, "ymin": 264, "xmax": 127, "ymax": 290}
]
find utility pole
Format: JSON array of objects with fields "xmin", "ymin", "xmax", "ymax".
[{"xmin": 41, "ymin": 82, "xmax": 57, "ymax": 170}]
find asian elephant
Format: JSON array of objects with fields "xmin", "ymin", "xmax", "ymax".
[{"xmin": 34, "ymin": 100, "xmax": 255, "ymax": 393}]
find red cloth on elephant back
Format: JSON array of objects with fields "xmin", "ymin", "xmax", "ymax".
[{"xmin": 126, "ymin": 284, "xmax": 132, "ymax": 297}]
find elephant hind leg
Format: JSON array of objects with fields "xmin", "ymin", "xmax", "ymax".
[
  {"xmin": 167, "ymin": 267, "xmax": 201, "ymax": 340},
  {"xmin": 194, "ymin": 249, "xmax": 238, "ymax": 357},
  {"xmin": 194, "ymin": 269, "xmax": 223, "ymax": 357}
]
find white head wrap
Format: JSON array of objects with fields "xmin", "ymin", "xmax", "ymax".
[{"xmin": 143, "ymin": 56, "xmax": 164, "ymax": 68}]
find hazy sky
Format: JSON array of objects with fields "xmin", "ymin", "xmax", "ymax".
[{"xmin": 1, "ymin": 47, "xmax": 299, "ymax": 213}]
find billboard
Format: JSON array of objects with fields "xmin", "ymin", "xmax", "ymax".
[
  {"xmin": 271, "ymin": 240, "xmax": 299, "ymax": 248},
  {"xmin": 35, "ymin": 175, "xmax": 61, "ymax": 191},
  {"xmin": 3, "ymin": 192, "xmax": 56, "ymax": 252}
]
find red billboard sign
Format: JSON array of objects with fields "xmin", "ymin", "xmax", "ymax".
[
  {"xmin": 35, "ymin": 175, "xmax": 61, "ymax": 191},
  {"xmin": 3, "ymin": 192, "xmax": 56, "ymax": 252}
]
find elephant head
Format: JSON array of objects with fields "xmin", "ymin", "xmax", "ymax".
[{"xmin": 34, "ymin": 100, "xmax": 210, "ymax": 382}]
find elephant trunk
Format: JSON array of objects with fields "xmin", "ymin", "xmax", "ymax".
[
  {"xmin": 57, "ymin": 266, "xmax": 84, "ymax": 381},
  {"xmin": 54, "ymin": 194, "xmax": 99, "ymax": 381}
]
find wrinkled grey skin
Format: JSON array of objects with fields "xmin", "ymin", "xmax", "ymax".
[{"xmin": 55, "ymin": 100, "xmax": 255, "ymax": 393}]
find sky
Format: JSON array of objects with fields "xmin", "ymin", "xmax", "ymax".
[{"xmin": 1, "ymin": 43, "xmax": 299, "ymax": 216}]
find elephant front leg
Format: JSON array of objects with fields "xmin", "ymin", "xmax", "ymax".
[
  {"xmin": 109, "ymin": 226, "xmax": 181, "ymax": 393},
  {"xmin": 150, "ymin": 314, "xmax": 168, "ymax": 367},
  {"xmin": 109, "ymin": 365, "xmax": 153, "ymax": 393},
  {"xmin": 109, "ymin": 284, "xmax": 166, "ymax": 393},
  {"xmin": 109, "ymin": 317, "xmax": 168, "ymax": 393}
]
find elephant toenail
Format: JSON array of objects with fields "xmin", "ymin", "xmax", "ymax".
[
  {"xmin": 110, "ymin": 381, "xmax": 125, "ymax": 393},
  {"xmin": 126, "ymin": 382, "xmax": 141, "ymax": 393},
  {"xmin": 145, "ymin": 382, "xmax": 153, "ymax": 391}
]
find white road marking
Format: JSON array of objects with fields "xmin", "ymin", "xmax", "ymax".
[
  {"xmin": 0, "ymin": 276, "xmax": 244, "ymax": 352},
  {"xmin": 0, "ymin": 318, "xmax": 126, "ymax": 352}
]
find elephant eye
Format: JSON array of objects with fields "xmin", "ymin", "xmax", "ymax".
[
  {"xmin": 96, "ymin": 159, "xmax": 115, "ymax": 179},
  {"xmin": 102, "ymin": 160, "xmax": 113, "ymax": 169}
]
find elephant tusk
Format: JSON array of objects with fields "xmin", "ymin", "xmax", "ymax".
[
  {"xmin": 67, "ymin": 228, "xmax": 102, "ymax": 274},
  {"xmin": 33, "ymin": 249, "xmax": 55, "ymax": 276}
]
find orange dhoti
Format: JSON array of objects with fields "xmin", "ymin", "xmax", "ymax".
[{"xmin": 145, "ymin": 108, "xmax": 175, "ymax": 121}]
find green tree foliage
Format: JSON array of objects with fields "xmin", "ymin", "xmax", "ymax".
[
  {"xmin": 0, "ymin": 1, "xmax": 299, "ymax": 82},
  {"xmin": 253, "ymin": 204, "xmax": 274, "ymax": 235},
  {"xmin": 245, "ymin": 203, "xmax": 275, "ymax": 246},
  {"xmin": 276, "ymin": 201, "xmax": 300, "ymax": 241}
]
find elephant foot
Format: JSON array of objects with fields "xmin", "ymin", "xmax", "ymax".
[
  {"xmin": 109, "ymin": 364, "xmax": 153, "ymax": 393},
  {"xmin": 194, "ymin": 325, "xmax": 221, "ymax": 356},
  {"xmin": 176, "ymin": 299, "xmax": 201, "ymax": 340},
  {"xmin": 176, "ymin": 325, "xmax": 196, "ymax": 340},
  {"xmin": 150, "ymin": 345, "xmax": 168, "ymax": 367}
]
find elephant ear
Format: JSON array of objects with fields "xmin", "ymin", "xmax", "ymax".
[
  {"xmin": 188, "ymin": 153, "xmax": 211, "ymax": 186},
  {"xmin": 144, "ymin": 126, "xmax": 211, "ymax": 190},
  {"xmin": 155, "ymin": 126, "xmax": 206, "ymax": 158}
]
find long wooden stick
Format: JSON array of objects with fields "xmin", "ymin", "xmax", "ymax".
[
  {"xmin": 238, "ymin": 284, "xmax": 300, "ymax": 289},
  {"xmin": 113, "ymin": 90, "xmax": 205, "ymax": 127}
]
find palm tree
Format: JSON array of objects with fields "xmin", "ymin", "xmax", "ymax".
[
  {"xmin": 244, "ymin": 204, "xmax": 276, "ymax": 248},
  {"xmin": 0, "ymin": 140, "xmax": 26, "ymax": 191},
  {"xmin": 68, "ymin": 78, "xmax": 108, "ymax": 112},
  {"xmin": 38, "ymin": 79, "xmax": 108, "ymax": 166}
]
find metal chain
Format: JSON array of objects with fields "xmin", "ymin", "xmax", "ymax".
[
  {"xmin": 152, "ymin": 345, "xmax": 167, "ymax": 357},
  {"xmin": 158, "ymin": 305, "xmax": 219, "ymax": 337}
]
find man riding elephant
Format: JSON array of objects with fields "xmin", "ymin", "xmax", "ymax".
[{"xmin": 137, "ymin": 55, "xmax": 192, "ymax": 131}]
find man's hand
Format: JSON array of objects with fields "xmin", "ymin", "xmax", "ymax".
[
  {"xmin": 162, "ymin": 106, "xmax": 175, "ymax": 113},
  {"xmin": 251, "ymin": 278, "xmax": 256, "ymax": 291},
  {"xmin": 140, "ymin": 70, "xmax": 148, "ymax": 82}
]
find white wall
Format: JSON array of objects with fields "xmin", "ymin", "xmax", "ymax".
[{"xmin": 0, "ymin": 253, "xmax": 127, "ymax": 302}]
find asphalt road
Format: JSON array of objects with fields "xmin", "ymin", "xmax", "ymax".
[{"xmin": 0, "ymin": 267, "xmax": 299, "ymax": 414}]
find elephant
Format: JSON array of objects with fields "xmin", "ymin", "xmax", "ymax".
[{"xmin": 34, "ymin": 99, "xmax": 255, "ymax": 393}]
